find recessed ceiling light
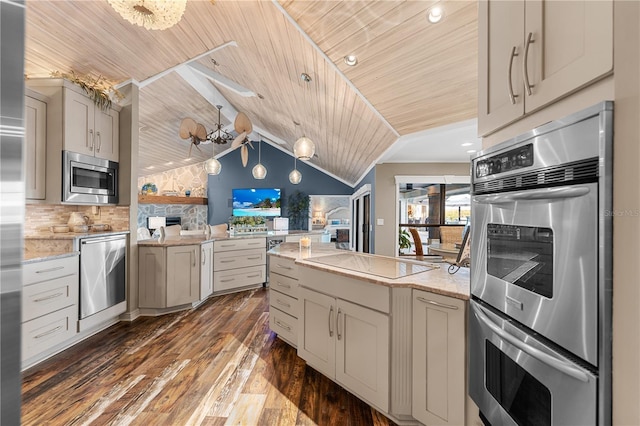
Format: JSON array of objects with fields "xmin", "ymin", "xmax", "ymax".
[
  {"xmin": 300, "ymin": 72, "xmax": 312, "ymax": 83},
  {"xmin": 344, "ymin": 55, "xmax": 358, "ymax": 66},
  {"xmin": 146, "ymin": 166, "xmax": 155, "ymax": 170},
  {"xmin": 427, "ymin": 6, "xmax": 444, "ymax": 24},
  {"xmin": 461, "ymin": 142, "xmax": 473, "ymax": 147},
  {"xmin": 466, "ymin": 149, "xmax": 477, "ymax": 154}
]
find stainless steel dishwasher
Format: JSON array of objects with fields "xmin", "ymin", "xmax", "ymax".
[{"xmin": 79, "ymin": 234, "xmax": 126, "ymax": 320}]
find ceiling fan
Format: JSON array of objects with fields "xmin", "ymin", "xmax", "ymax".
[
  {"xmin": 230, "ymin": 111, "xmax": 254, "ymax": 167},
  {"xmin": 178, "ymin": 105, "xmax": 237, "ymax": 157}
]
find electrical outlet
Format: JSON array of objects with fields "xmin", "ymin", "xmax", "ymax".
[{"xmin": 376, "ymin": 218, "xmax": 384, "ymax": 226}]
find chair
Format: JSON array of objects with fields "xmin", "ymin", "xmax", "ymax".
[
  {"xmin": 208, "ymin": 223, "xmax": 228, "ymax": 236},
  {"xmin": 439, "ymin": 226, "xmax": 465, "ymax": 245},
  {"xmin": 409, "ymin": 228, "xmax": 424, "ymax": 256}
]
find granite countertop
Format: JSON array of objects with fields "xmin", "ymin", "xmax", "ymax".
[
  {"xmin": 25, "ymin": 230, "xmax": 130, "ymax": 240},
  {"xmin": 137, "ymin": 232, "xmax": 268, "ymax": 247},
  {"xmin": 271, "ymin": 242, "xmax": 470, "ymax": 300},
  {"xmin": 23, "ymin": 250, "xmax": 79, "ymax": 264}
]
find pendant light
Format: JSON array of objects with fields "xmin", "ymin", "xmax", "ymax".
[
  {"xmin": 252, "ymin": 140, "xmax": 267, "ymax": 179},
  {"xmin": 108, "ymin": 0, "xmax": 187, "ymax": 31},
  {"xmin": 289, "ymin": 157, "xmax": 302, "ymax": 184},
  {"xmin": 204, "ymin": 156, "xmax": 222, "ymax": 175},
  {"xmin": 294, "ymin": 136, "xmax": 315, "ymax": 160}
]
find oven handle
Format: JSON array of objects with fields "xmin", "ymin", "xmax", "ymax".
[
  {"xmin": 471, "ymin": 302, "xmax": 590, "ymax": 383},
  {"xmin": 474, "ymin": 186, "xmax": 590, "ymax": 204}
]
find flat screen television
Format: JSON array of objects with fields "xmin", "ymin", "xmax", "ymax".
[{"xmin": 232, "ymin": 188, "xmax": 282, "ymax": 217}]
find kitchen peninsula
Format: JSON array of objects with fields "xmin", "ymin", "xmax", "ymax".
[{"xmin": 268, "ymin": 243, "xmax": 474, "ymax": 426}]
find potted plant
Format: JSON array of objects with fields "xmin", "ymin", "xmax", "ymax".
[
  {"xmin": 399, "ymin": 228, "xmax": 412, "ymax": 254},
  {"xmin": 287, "ymin": 191, "xmax": 310, "ymax": 230}
]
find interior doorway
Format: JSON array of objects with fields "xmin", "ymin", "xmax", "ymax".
[{"xmin": 351, "ymin": 184, "xmax": 371, "ymax": 253}]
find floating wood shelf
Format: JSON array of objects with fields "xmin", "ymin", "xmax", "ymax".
[{"xmin": 138, "ymin": 195, "xmax": 208, "ymax": 205}]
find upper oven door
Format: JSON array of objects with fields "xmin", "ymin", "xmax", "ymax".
[{"xmin": 471, "ymin": 182, "xmax": 598, "ymax": 365}]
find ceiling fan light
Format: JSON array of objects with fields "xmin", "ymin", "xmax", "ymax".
[
  {"xmin": 289, "ymin": 169, "xmax": 302, "ymax": 185},
  {"xmin": 108, "ymin": 0, "xmax": 186, "ymax": 31},
  {"xmin": 204, "ymin": 157, "xmax": 222, "ymax": 175},
  {"xmin": 294, "ymin": 136, "xmax": 315, "ymax": 160},
  {"xmin": 252, "ymin": 163, "xmax": 267, "ymax": 179}
]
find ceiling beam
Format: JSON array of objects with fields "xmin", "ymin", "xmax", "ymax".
[{"xmin": 187, "ymin": 62, "xmax": 256, "ymax": 98}]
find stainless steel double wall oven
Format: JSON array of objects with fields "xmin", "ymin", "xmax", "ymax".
[{"xmin": 469, "ymin": 102, "xmax": 613, "ymax": 425}]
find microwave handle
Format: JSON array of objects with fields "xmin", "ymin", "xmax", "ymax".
[
  {"xmin": 471, "ymin": 302, "xmax": 590, "ymax": 383},
  {"xmin": 474, "ymin": 186, "xmax": 590, "ymax": 204}
]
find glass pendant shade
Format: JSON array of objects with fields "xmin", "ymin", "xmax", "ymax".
[
  {"xmin": 293, "ymin": 136, "xmax": 315, "ymax": 160},
  {"xmin": 204, "ymin": 157, "xmax": 222, "ymax": 175},
  {"xmin": 252, "ymin": 163, "xmax": 267, "ymax": 179},
  {"xmin": 289, "ymin": 169, "xmax": 302, "ymax": 184},
  {"xmin": 108, "ymin": 0, "xmax": 187, "ymax": 30}
]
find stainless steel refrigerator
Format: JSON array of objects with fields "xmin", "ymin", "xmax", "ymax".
[{"xmin": 1, "ymin": 0, "xmax": 25, "ymax": 423}]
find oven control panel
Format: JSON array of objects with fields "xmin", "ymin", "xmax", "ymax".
[{"xmin": 475, "ymin": 143, "xmax": 533, "ymax": 178}]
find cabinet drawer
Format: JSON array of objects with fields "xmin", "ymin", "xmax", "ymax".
[
  {"xmin": 269, "ymin": 272, "xmax": 298, "ymax": 299},
  {"xmin": 214, "ymin": 248, "xmax": 266, "ymax": 271},
  {"xmin": 269, "ymin": 307, "xmax": 298, "ymax": 347},
  {"xmin": 214, "ymin": 265, "xmax": 265, "ymax": 292},
  {"xmin": 23, "ymin": 256, "xmax": 78, "ymax": 285},
  {"xmin": 23, "ymin": 275, "xmax": 78, "ymax": 322},
  {"xmin": 270, "ymin": 289, "xmax": 298, "ymax": 318},
  {"xmin": 22, "ymin": 305, "xmax": 77, "ymax": 362},
  {"xmin": 269, "ymin": 256, "xmax": 298, "ymax": 279},
  {"xmin": 214, "ymin": 238, "xmax": 265, "ymax": 252}
]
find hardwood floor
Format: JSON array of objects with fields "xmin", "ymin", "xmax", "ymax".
[{"xmin": 22, "ymin": 288, "xmax": 397, "ymax": 426}]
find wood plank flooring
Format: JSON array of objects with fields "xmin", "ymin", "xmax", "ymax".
[{"xmin": 21, "ymin": 288, "xmax": 397, "ymax": 426}]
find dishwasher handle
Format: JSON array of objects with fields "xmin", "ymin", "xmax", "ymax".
[{"xmin": 81, "ymin": 235, "xmax": 127, "ymax": 245}]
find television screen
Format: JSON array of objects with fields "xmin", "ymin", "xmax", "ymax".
[{"xmin": 232, "ymin": 188, "xmax": 282, "ymax": 217}]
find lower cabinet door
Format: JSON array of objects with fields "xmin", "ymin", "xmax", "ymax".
[
  {"xmin": 298, "ymin": 287, "xmax": 336, "ymax": 379},
  {"xmin": 269, "ymin": 307, "xmax": 298, "ymax": 347},
  {"xmin": 22, "ymin": 305, "xmax": 77, "ymax": 362},
  {"xmin": 412, "ymin": 290, "xmax": 466, "ymax": 426},
  {"xmin": 335, "ymin": 299, "xmax": 389, "ymax": 412},
  {"xmin": 166, "ymin": 245, "xmax": 199, "ymax": 306}
]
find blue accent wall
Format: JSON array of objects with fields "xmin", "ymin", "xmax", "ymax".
[{"xmin": 207, "ymin": 142, "xmax": 353, "ymax": 225}]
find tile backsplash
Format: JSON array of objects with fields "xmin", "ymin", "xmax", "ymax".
[
  {"xmin": 24, "ymin": 204, "xmax": 130, "ymax": 235},
  {"xmin": 138, "ymin": 162, "xmax": 207, "ymax": 197}
]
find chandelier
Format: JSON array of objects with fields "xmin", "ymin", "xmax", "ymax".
[
  {"xmin": 108, "ymin": 0, "xmax": 187, "ymax": 31},
  {"xmin": 207, "ymin": 105, "xmax": 234, "ymax": 145}
]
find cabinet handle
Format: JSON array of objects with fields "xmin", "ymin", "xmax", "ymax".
[
  {"xmin": 221, "ymin": 278, "xmax": 235, "ymax": 283},
  {"xmin": 337, "ymin": 308, "xmax": 343, "ymax": 340},
  {"xmin": 220, "ymin": 243, "xmax": 235, "ymax": 247},
  {"xmin": 246, "ymin": 273, "xmax": 261, "ymax": 278},
  {"xmin": 89, "ymin": 129, "xmax": 94, "ymax": 149},
  {"xmin": 508, "ymin": 46, "xmax": 519, "ymax": 105},
  {"xmin": 35, "ymin": 266, "xmax": 64, "ymax": 274},
  {"xmin": 248, "ymin": 242, "xmax": 263, "ymax": 245},
  {"xmin": 276, "ymin": 264, "xmax": 292, "ymax": 270},
  {"xmin": 96, "ymin": 131, "xmax": 102, "ymax": 152},
  {"xmin": 329, "ymin": 305, "xmax": 334, "ymax": 337},
  {"xmin": 417, "ymin": 296, "xmax": 459, "ymax": 310},
  {"xmin": 35, "ymin": 325, "xmax": 63, "ymax": 339},
  {"xmin": 34, "ymin": 292, "xmax": 64, "ymax": 303},
  {"xmin": 220, "ymin": 259, "xmax": 235, "ymax": 263},
  {"xmin": 276, "ymin": 281, "xmax": 291, "ymax": 289},
  {"xmin": 276, "ymin": 299, "xmax": 291, "ymax": 309},
  {"xmin": 247, "ymin": 256, "xmax": 261, "ymax": 260},
  {"xmin": 193, "ymin": 250, "xmax": 196, "ymax": 267},
  {"xmin": 523, "ymin": 32, "xmax": 535, "ymax": 96},
  {"xmin": 202, "ymin": 249, "xmax": 206, "ymax": 265},
  {"xmin": 274, "ymin": 319, "xmax": 291, "ymax": 332}
]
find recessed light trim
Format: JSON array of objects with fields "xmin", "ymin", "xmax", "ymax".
[
  {"xmin": 427, "ymin": 6, "xmax": 444, "ymax": 24},
  {"xmin": 461, "ymin": 142, "xmax": 473, "ymax": 147},
  {"xmin": 466, "ymin": 149, "xmax": 477, "ymax": 154},
  {"xmin": 300, "ymin": 72, "xmax": 312, "ymax": 83},
  {"xmin": 344, "ymin": 55, "xmax": 358, "ymax": 66}
]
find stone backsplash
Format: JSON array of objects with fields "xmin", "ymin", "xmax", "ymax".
[
  {"xmin": 25, "ymin": 204, "xmax": 130, "ymax": 235},
  {"xmin": 137, "ymin": 204, "xmax": 208, "ymax": 231}
]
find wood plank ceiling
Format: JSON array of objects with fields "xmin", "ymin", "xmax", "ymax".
[{"xmin": 24, "ymin": 0, "xmax": 477, "ymax": 186}]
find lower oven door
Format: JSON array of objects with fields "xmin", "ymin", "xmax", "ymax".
[
  {"xmin": 469, "ymin": 300, "xmax": 597, "ymax": 426},
  {"xmin": 471, "ymin": 182, "xmax": 598, "ymax": 365}
]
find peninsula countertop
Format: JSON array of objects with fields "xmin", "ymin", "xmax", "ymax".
[{"xmin": 269, "ymin": 242, "xmax": 470, "ymax": 301}]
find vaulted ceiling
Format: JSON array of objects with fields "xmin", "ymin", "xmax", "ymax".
[{"xmin": 24, "ymin": 0, "xmax": 478, "ymax": 186}]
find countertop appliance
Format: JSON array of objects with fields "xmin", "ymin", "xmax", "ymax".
[
  {"xmin": 79, "ymin": 234, "xmax": 126, "ymax": 321},
  {"xmin": 273, "ymin": 217, "xmax": 289, "ymax": 231},
  {"xmin": 469, "ymin": 102, "xmax": 612, "ymax": 426},
  {"xmin": 63, "ymin": 150, "xmax": 119, "ymax": 205}
]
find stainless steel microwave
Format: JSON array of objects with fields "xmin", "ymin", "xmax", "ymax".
[{"xmin": 63, "ymin": 151, "xmax": 119, "ymax": 205}]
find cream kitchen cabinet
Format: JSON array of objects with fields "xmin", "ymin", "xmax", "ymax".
[
  {"xmin": 269, "ymin": 256, "xmax": 299, "ymax": 347},
  {"xmin": 478, "ymin": 0, "xmax": 613, "ymax": 136},
  {"xmin": 200, "ymin": 241, "xmax": 214, "ymax": 301},
  {"xmin": 298, "ymin": 285, "xmax": 390, "ymax": 412},
  {"xmin": 22, "ymin": 255, "xmax": 79, "ymax": 365},
  {"xmin": 24, "ymin": 90, "xmax": 48, "ymax": 200},
  {"xmin": 412, "ymin": 289, "xmax": 466, "ymax": 426},
  {"xmin": 63, "ymin": 88, "xmax": 119, "ymax": 161},
  {"xmin": 138, "ymin": 245, "xmax": 200, "ymax": 309},
  {"xmin": 213, "ymin": 237, "xmax": 266, "ymax": 293}
]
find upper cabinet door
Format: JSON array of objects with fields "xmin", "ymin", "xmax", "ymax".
[
  {"xmin": 477, "ymin": 0, "xmax": 525, "ymax": 136},
  {"xmin": 24, "ymin": 96, "xmax": 47, "ymax": 200},
  {"xmin": 63, "ymin": 88, "xmax": 94, "ymax": 156},
  {"xmin": 523, "ymin": 0, "xmax": 613, "ymax": 113},
  {"xmin": 95, "ymin": 106, "xmax": 119, "ymax": 162}
]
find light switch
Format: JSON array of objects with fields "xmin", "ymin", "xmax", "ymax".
[{"xmin": 376, "ymin": 218, "xmax": 384, "ymax": 226}]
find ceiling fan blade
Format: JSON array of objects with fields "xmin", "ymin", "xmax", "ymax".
[
  {"xmin": 231, "ymin": 131, "xmax": 246, "ymax": 149},
  {"xmin": 241, "ymin": 145, "xmax": 248, "ymax": 167},
  {"xmin": 195, "ymin": 123, "xmax": 207, "ymax": 141},
  {"xmin": 193, "ymin": 143, "xmax": 203, "ymax": 154},
  {"xmin": 247, "ymin": 140, "xmax": 254, "ymax": 149},
  {"xmin": 188, "ymin": 142, "xmax": 193, "ymax": 158},
  {"xmin": 234, "ymin": 112, "xmax": 252, "ymax": 134},
  {"xmin": 180, "ymin": 118, "xmax": 197, "ymax": 139}
]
